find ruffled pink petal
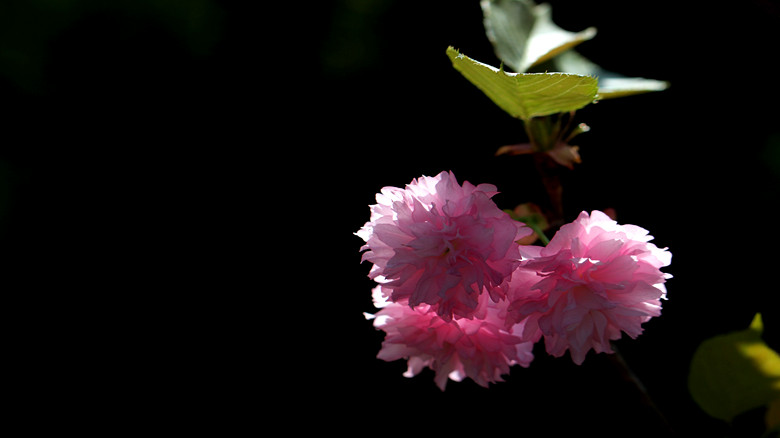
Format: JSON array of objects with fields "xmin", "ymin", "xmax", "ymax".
[
  {"xmin": 506, "ymin": 210, "xmax": 671, "ymax": 364},
  {"xmin": 369, "ymin": 292, "xmax": 536, "ymax": 390},
  {"xmin": 357, "ymin": 171, "xmax": 530, "ymax": 320}
]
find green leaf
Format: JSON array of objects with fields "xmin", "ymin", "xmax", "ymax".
[
  {"xmin": 506, "ymin": 202, "xmax": 550, "ymax": 245},
  {"xmin": 481, "ymin": 0, "xmax": 596, "ymax": 73},
  {"xmin": 480, "ymin": 0, "xmax": 668, "ymax": 99},
  {"xmin": 446, "ymin": 47, "xmax": 597, "ymax": 120},
  {"xmin": 550, "ymin": 50, "xmax": 669, "ymax": 99},
  {"xmin": 688, "ymin": 314, "xmax": 780, "ymax": 423}
]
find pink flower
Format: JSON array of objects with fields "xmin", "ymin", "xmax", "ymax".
[
  {"xmin": 356, "ymin": 171, "xmax": 532, "ymax": 320},
  {"xmin": 506, "ymin": 211, "xmax": 672, "ymax": 365},
  {"xmin": 365, "ymin": 287, "xmax": 535, "ymax": 390}
]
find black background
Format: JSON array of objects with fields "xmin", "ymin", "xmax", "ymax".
[{"xmin": 1, "ymin": 1, "xmax": 779, "ymax": 435}]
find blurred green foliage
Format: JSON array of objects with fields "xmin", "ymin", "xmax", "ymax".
[
  {"xmin": 762, "ymin": 133, "xmax": 780, "ymax": 178},
  {"xmin": 689, "ymin": 314, "xmax": 780, "ymax": 426},
  {"xmin": 319, "ymin": 0, "xmax": 391, "ymax": 77},
  {"xmin": 0, "ymin": 0, "xmax": 223, "ymax": 93}
]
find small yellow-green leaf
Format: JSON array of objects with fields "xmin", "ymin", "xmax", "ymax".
[
  {"xmin": 688, "ymin": 314, "xmax": 780, "ymax": 422},
  {"xmin": 446, "ymin": 47, "xmax": 597, "ymax": 120}
]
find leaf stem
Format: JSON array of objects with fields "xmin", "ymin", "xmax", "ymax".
[
  {"xmin": 558, "ymin": 110, "xmax": 577, "ymax": 144},
  {"xmin": 533, "ymin": 152, "xmax": 564, "ymax": 227},
  {"xmin": 530, "ymin": 223, "xmax": 550, "ymax": 245}
]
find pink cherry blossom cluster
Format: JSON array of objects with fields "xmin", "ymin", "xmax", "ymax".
[{"xmin": 357, "ymin": 171, "xmax": 671, "ymax": 390}]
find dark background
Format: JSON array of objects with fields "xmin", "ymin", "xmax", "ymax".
[{"xmin": 1, "ymin": 0, "xmax": 779, "ymax": 435}]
